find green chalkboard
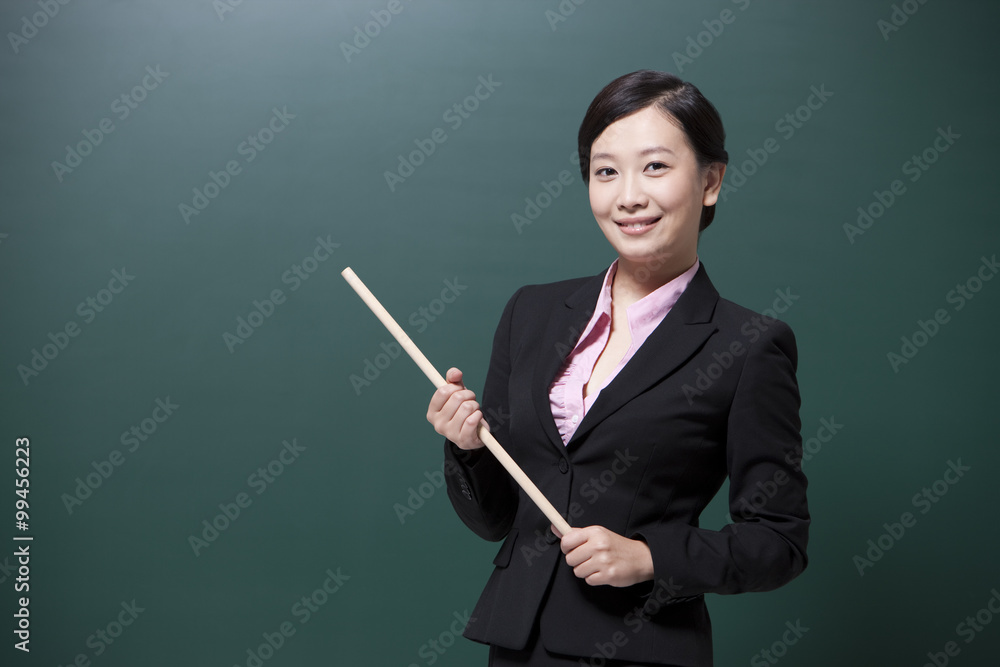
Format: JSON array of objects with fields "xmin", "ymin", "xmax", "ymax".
[{"xmin": 1, "ymin": 1, "xmax": 998, "ymax": 665}]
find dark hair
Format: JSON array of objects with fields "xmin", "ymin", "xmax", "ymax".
[{"xmin": 577, "ymin": 70, "xmax": 729, "ymax": 231}]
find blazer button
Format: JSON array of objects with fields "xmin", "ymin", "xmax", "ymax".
[{"xmin": 558, "ymin": 459, "xmax": 569, "ymax": 474}]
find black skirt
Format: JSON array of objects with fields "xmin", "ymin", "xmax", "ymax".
[{"xmin": 488, "ymin": 622, "xmax": 669, "ymax": 667}]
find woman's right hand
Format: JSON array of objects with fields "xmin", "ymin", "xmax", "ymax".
[{"xmin": 426, "ymin": 367, "xmax": 487, "ymax": 451}]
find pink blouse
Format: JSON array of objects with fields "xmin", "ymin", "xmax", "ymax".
[{"xmin": 548, "ymin": 257, "xmax": 700, "ymax": 445}]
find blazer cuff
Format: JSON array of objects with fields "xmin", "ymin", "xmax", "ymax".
[
  {"xmin": 443, "ymin": 439, "xmax": 515, "ymax": 541},
  {"xmin": 630, "ymin": 527, "xmax": 707, "ymax": 606}
]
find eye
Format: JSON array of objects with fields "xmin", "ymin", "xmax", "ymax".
[
  {"xmin": 646, "ymin": 162, "xmax": 669, "ymax": 173},
  {"xmin": 594, "ymin": 167, "xmax": 617, "ymax": 178}
]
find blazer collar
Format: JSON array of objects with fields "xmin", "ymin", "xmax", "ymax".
[{"xmin": 531, "ymin": 262, "xmax": 721, "ymax": 454}]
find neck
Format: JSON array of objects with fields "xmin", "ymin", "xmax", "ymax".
[{"xmin": 613, "ymin": 254, "xmax": 697, "ymax": 305}]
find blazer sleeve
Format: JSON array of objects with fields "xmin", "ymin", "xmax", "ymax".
[
  {"xmin": 634, "ymin": 319, "xmax": 810, "ymax": 601},
  {"xmin": 443, "ymin": 287, "xmax": 523, "ymax": 542}
]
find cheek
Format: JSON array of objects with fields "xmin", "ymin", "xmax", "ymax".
[
  {"xmin": 588, "ymin": 184, "xmax": 611, "ymax": 218},
  {"xmin": 651, "ymin": 179, "xmax": 697, "ymax": 211}
]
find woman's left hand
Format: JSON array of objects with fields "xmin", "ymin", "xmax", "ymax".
[{"xmin": 555, "ymin": 525, "xmax": 655, "ymax": 588}]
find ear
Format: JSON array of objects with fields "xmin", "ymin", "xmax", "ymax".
[{"xmin": 701, "ymin": 162, "xmax": 726, "ymax": 207}]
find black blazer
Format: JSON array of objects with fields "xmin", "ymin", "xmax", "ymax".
[{"xmin": 443, "ymin": 262, "xmax": 809, "ymax": 667}]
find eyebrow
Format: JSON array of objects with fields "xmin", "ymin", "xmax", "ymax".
[{"xmin": 590, "ymin": 146, "xmax": 677, "ymax": 161}]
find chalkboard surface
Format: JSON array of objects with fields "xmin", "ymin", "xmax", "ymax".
[{"xmin": 1, "ymin": 1, "xmax": 998, "ymax": 665}]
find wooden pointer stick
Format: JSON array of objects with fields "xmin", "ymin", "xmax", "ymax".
[{"xmin": 341, "ymin": 267, "xmax": 572, "ymax": 535}]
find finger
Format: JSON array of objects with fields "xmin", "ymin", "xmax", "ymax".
[
  {"xmin": 442, "ymin": 387, "xmax": 477, "ymax": 411},
  {"xmin": 428, "ymin": 368, "xmax": 470, "ymax": 414},
  {"xmin": 459, "ymin": 410, "xmax": 484, "ymax": 444},
  {"xmin": 563, "ymin": 546, "xmax": 590, "ymax": 569},
  {"xmin": 445, "ymin": 391, "xmax": 479, "ymax": 424},
  {"xmin": 428, "ymin": 394, "xmax": 467, "ymax": 433},
  {"xmin": 559, "ymin": 527, "xmax": 589, "ymax": 555},
  {"xmin": 432, "ymin": 392, "xmax": 476, "ymax": 430},
  {"xmin": 429, "ymin": 393, "xmax": 476, "ymax": 443},
  {"xmin": 428, "ymin": 382, "xmax": 463, "ymax": 414},
  {"xmin": 445, "ymin": 367, "xmax": 465, "ymax": 387},
  {"xmin": 571, "ymin": 556, "xmax": 600, "ymax": 581}
]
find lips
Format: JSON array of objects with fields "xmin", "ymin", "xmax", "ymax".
[{"xmin": 614, "ymin": 216, "xmax": 660, "ymax": 235}]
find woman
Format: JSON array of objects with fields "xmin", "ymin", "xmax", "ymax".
[{"xmin": 427, "ymin": 70, "xmax": 809, "ymax": 667}]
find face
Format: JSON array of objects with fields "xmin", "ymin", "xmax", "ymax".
[{"xmin": 588, "ymin": 105, "xmax": 724, "ymax": 278}]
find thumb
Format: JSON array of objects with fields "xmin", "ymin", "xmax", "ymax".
[{"xmin": 445, "ymin": 367, "xmax": 466, "ymax": 388}]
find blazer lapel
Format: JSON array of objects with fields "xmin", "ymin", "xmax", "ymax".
[
  {"xmin": 530, "ymin": 271, "xmax": 605, "ymax": 453},
  {"xmin": 566, "ymin": 262, "xmax": 721, "ymax": 450}
]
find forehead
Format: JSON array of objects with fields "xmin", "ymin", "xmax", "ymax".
[{"xmin": 591, "ymin": 106, "xmax": 692, "ymax": 156}]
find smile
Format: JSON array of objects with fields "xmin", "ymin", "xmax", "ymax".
[{"xmin": 614, "ymin": 217, "xmax": 660, "ymax": 235}]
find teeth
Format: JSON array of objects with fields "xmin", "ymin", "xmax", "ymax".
[{"xmin": 626, "ymin": 223, "xmax": 644, "ymax": 230}]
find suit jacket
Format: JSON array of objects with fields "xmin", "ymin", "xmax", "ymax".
[{"xmin": 443, "ymin": 261, "xmax": 809, "ymax": 666}]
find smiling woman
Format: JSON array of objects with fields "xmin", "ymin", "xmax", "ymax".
[
  {"xmin": 427, "ymin": 70, "xmax": 810, "ymax": 667},
  {"xmin": 585, "ymin": 105, "xmax": 723, "ymax": 308}
]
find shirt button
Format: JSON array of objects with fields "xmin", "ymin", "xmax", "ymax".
[
  {"xmin": 571, "ymin": 415, "xmax": 579, "ymax": 424},
  {"xmin": 558, "ymin": 459, "xmax": 569, "ymax": 474}
]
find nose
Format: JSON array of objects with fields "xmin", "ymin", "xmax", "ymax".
[{"xmin": 617, "ymin": 172, "xmax": 648, "ymax": 210}]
